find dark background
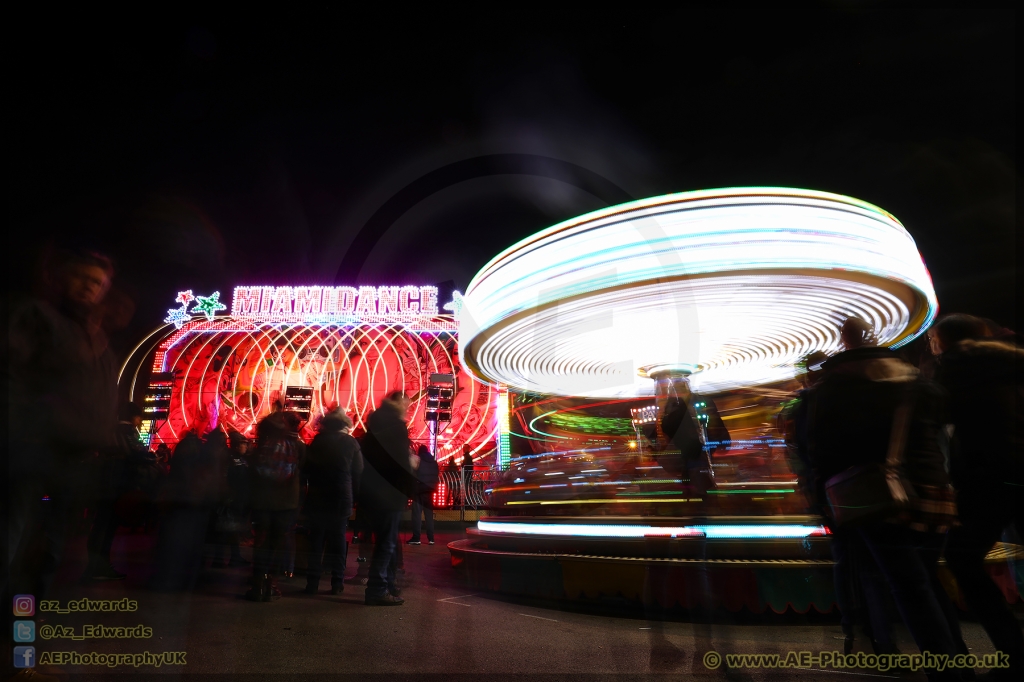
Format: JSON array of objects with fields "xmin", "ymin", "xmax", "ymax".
[{"xmin": 8, "ymin": 5, "xmax": 1017, "ymax": 359}]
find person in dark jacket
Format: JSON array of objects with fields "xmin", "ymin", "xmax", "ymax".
[
  {"xmin": 303, "ymin": 409, "xmax": 363, "ymax": 595},
  {"xmin": 216, "ymin": 431, "xmax": 251, "ymax": 567},
  {"xmin": 359, "ymin": 392, "xmax": 419, "ymax": 605},
  {"xmin": 930, "ymin": 314, "xmax": 1024, "ymax": 679},
  {"xmin": 409, "ymin": 444, "xmax": 438, "ymax": 545},
  {"xmin": 807, "ymin": 318, "xmax": 965, "ymax": 680},
  {"xmin": 82, "ymin": 401, "xmax": 149, "ymax": 581},
  {"xmin": 658, "ymin": 375, "xmax": 729, "ymax": 495},
  {"xmin": 245, "ymin": 411, "xmax": 306, "ymax": 601},
  {"xmin": 6, "ymin": 249, "xmax": 120, "ymax": 599},
  {"xmin": 149, "ymin": 430, "xmax": 222, "ymax": 591},
  {"xmin": 791, "ymin": 341, "xmax": 895, "ymax": 655}
]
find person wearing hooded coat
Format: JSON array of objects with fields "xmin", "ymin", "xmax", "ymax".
[{"xmin": 303, "ymin": 409, "xmax": 363, "ymax": 595}]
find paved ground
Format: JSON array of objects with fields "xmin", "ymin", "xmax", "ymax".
[{"xmin": 17, "ymin": 525, "xmax": 1016, "ymax": 681}]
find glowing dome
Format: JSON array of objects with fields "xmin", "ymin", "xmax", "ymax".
[{"xmin": 459, "ymin": 187, "xmax": 937, "ymax": 397}]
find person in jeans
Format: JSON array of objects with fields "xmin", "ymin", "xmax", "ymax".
[
  {"xmin": 930, "ymin": 314, "xmax": 1024, "ymax": 680},
  {"xmin": 808, "ymin": 318, "xmax": 965, "ymax": 681},
  {"xmin": 245, "ymin": 411, "xmax": 305, "ymax": 601},
  {"xmin": 359, "ymin": 392, "xmax": 419, "ymax": 606},
  {"xmin": 409, "ymin": 444, "xmax": 438, "ymax": 545},
  {"xmin": 304, "ymin": 409, "xmax": 363, "ymax": 595}
]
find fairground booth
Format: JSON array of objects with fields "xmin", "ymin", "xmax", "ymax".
[{"xmin": 119, "ymin": 284, "xmax": 509, "ymax": 510}]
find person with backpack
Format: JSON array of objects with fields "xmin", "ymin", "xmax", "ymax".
[
  {"xmin": 245, "ymin": 410, "xmax": 305, "ymax": 601},
  {"xmin": 408, "ymin": 444, "xmax": 438, "ymax": 545},
  {"xmin": 303, "ymin": 409, "xmax": 363, "ymax": 595}
]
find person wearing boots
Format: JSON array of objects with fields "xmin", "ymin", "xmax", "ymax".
[{"xmin": 303, "ymin": 409, "xmax": 363, "ymax": 595}]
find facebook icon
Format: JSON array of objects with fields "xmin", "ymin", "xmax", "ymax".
[{"xmin": 13, "ymin": 646, "xmax": 35, "ymax": 668}]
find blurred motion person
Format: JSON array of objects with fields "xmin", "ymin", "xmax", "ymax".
[
  {"xmin": 215, "ymin": 431, "xmax": 252, "ymax": 568},
  {"xmin": 930, "ymin": 314, "xmax": 1024, "ymax": 679},
  {"xmin": 303, "ymin": 409, "xmax": 363, "ymax": 595},
  {"xmin": 6, "ymin": 249, "xmax": 119, "ymax": 598},
  {"xmin": 808, "ymin": 317, "xmax": 964, "ymax": 680},
  {"xmin": 788, "ymin": 348, "xmax": 896, "ymax": 654},
  {"xmin": 408, "ymin": 444, "xmax": 438, "ymax": 545},
  {"xmin": 359, "ymin": 392, "xmax": 419, "ymax": 605},
  {"xmin": 149, "ymin": 429, "xmax": 221, "ymax": 591},
  {"xmin": 246, "ymin": 411, "xmax": 305, "ymax": 601},
  {"xmin": 82, "ymin": 401, "xmax": 148, "ymax": 581},
  {"xmin": 658, "ymin": 375, "xmax": 729, "ymax": 494}
]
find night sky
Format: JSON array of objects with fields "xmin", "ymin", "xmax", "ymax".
[{"xmin": 9, "ymin": 6, "xmax": 1017, "ymax": 358}]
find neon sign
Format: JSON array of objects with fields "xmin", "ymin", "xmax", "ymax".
[
  {"xmin": 230, "ymin": 285, "xmax": 440, "ymax": 321},
  {"xmin": 164, "ymin": 290, "xmax": 227, "ymax": 329}
]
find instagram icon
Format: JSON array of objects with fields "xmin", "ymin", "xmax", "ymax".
[{"xmin": 13, "ymin": 595, "xmax": 35, "ymax": 617}]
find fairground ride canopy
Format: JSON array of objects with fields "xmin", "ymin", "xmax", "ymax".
[
  {"xmin": 459, "ymin": 187, "xmax": 938, "ymax": 397},
  {"xmin": 120, "ymin": 285, "xmax": 499, "ymax": 464}
]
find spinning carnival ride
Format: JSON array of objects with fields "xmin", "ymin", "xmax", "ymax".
[{"xmin": 448, "ymin": 187, "xmax": 1019, "ymax": 613}]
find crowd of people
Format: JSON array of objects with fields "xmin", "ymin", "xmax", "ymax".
[
  {"xmin": 782, "ymin": 315, "xmax": 1023, "ymax": 681},
  {"xmin": 5, "ymin": 247, "xmax": 457, "ymax": 615},
  {"xmin": 5, "ymin": 246, "xmax": 1021, "ymax": 681}
]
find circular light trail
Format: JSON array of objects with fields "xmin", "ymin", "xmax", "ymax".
[{"xmin": 460, "ymin": 187, "xmax": 937, "ymax": 396}]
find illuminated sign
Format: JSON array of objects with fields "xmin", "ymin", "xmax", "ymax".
[{"xmin": 230, "ymin": 285, "xmax": 440, "ymax": 321}]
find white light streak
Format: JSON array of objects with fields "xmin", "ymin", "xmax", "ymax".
[{"xmin": 460, "ymin": 188, "xmax": 937, "ymax": 397}]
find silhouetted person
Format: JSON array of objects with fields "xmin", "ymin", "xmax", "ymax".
[
  {"xmin": 304, "ymin": 409, "xmax": 363, "ymax": 595},
  {"xmin": 7, "ymin": 249, "xmax": 119, "ymax": 599},
  {"xmin": 359, "ymin": 392, "xmax": 419, "ymax": 605},
  {"xmin": 212, "ymin": 431, "xmax": 251, "ymax": 568},
  {"xmin": 808, "ymin": 317, "xmax": 964, "ymax": 680},
  {"xmin": 83, "ymin": 401, "xmax": 148, "ymax": 581},
  {"xmin": 789, "ymin": 346, "xmax": 895, "ymax": 655},
  {"xmin": 246, "ymin": 411, "xmax": 305, "ymax": 601},
  {"xmin": 930, "ymin": 314, "xmax": 1024, "ymax": 679},
  {"xmin": 658, "ymin": 375, "xmax": 729, "ymax": 495},
  {"xmin": 150, "ymin": 430, "xmax": 221, "ymax": 591},
  {"xmin": 409, "ymin": 444, "xmax": 438, "ymax": 545}
]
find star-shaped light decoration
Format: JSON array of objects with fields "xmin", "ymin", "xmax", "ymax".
[
  {"xmin": 164, "ymin": 307, "xmax": 193, "ymax": 329},
  {"xmin": 192, "ymin": 291, "xmax": 227, "ymax": 321},
  {"xmin": 443, "ymin": 290, "xmax": 465, "ymax": 320},
  {"xmin": 175, "ymin": 290, "xmax": 196, "ymax": 306}
]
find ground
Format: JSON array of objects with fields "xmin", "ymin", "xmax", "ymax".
[{"xmin": 17, "ymin": 524, "xmax": 1016, "ymax": 681}]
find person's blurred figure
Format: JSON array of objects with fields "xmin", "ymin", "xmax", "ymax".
[
  {"xmin": 154, "ymin": 443, "xmax": 172, "ymax": 472},
  {"xmin": 82, "ymin": 401, "xmax": 148, "ymax": 581},
  {"xmin": 359, "ymin": 392, "xmax": 419, "ymax": 605},
  {"xmin": 461, "ymin": 444, "xmax": 473, "ymax": 507},
  {"xmin": 245, "ymin": 411, "xmax": 305, "ymax": 601},
  {"xmin": 6, "ymin": 249, "xmax": 119, "ymax": 599},
  {"xmin": 303, "ymin": 409, "xmax": 363, "ymax": 595},
  {"xmin": 930, "ymin": 314, "xmax": 1024, "ymax": 679},
  {"xmin": 213, "ymin": 431, "xmax": 251, "ymax": 568},
  {"xmin": 658, "ymin": 375, "xmax": 729, "ymax": 495},
  {"xmin": 786, "ymin": 348, "xmax": 896, "ymax": 654},
  {"xmin": 808, "ymin": 317, "xmax": 964, "ymax": 681},
  {"xmin": 408, "ymin": 444, "xmax": 438, "ymax": 545},
  {"xmin": 149, "ymin": 430, "xmax": 220, "ymax": 591}
]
